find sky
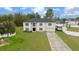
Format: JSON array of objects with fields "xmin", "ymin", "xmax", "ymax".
[{"xmin": 0, "ymin": 7, "xmax": 79, "ymax": 18}]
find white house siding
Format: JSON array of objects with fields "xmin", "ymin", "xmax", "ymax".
[
  {"xmin": 36, "ymin": 22, "xmax": 46, "ymax": 32},
  {"xmin": 23, "ymin": 22, "xmax": 56, "ymax": 32},
  {"xmin": 23, "ymin": 22, "xmax": 26, "ymax": 31},
  {"xmin": 23, "ymin": 22, "xmax": 32, "ymax": 31},
  {"xmin": 45, "ymin": 22, "xmax": 56, "ymax": 32}
]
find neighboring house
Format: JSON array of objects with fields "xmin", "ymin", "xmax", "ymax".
[
  {"xmin": 65, "ymin": 20, "xmax": 79, "ymax": 27},
  {"xmin": 23, "ymin": 18, "xmax": 56, "ymax": 32}
]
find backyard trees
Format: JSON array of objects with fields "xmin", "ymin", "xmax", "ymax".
[
  {"xmin": 0, "ymin": 14, "xmax": 16, "ymax": 35},
  {"xmin": 0, "ymin": 14, "xmax": 13, "ymax": 22},
  {"xmin": 14, "ymin": 13, "xmax": 22, "ymax": 26},
  {"xmin": 45, "ymin": 8, "xmax": 54, "ymax": 19},
  {"xmin": 0, "ymin": 23, "xmax": 5, "ymax": 34},
  {"xmin": 0, "ymin": 21, "xmax": 16, "ymax": 35},
  {"xmin": 14, "ymin": 13, "xmax": 26, "ymax": 26},
  {"xmin": 26, "ymin": 13, "xmax": 41, "ymax": 20},
  {"xmin": 62, "ymin": 18, "xmax": 68, "ymax": 23},
  {"xmin": 76, "ymin": 17, "xmax": 79, "ymax": 20},
  {"xmin": 26, "ymin": 13, "xmax": 35, "ymax": 19},
  {"xmin": 3, "ymin": 21, "xmax": 16, "ymax": 34},
  {"xmin": 34, "ymin": 12, "xmax": 40, "ymax": 18}
]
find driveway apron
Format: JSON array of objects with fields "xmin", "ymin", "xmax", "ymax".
[{"xmin": 46, "ymin": 32, "xmax": 72, "ymax": 51}]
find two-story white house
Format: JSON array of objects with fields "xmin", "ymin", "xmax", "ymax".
[{"xmin": 23, "ymin": 18, "xmax": 56, "ymax": 32}]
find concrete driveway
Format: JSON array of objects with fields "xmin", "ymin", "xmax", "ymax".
[{"xmin": 46, "ymin": 32, "xmax": 72, "ymax": 51}]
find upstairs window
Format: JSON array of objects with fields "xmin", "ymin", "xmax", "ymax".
[
  {"xmin": 33, "ymin": 23, "xmax": 36, "ymax": 26},
  {"xmin": 26, "ymin": 23, "xmax": 29, "ymax": 26},
  {"xmin": 39, "ymin": 23, "xmax": 43, "ymax": 26},
  {"xmin": 48, "ymin": 23, "xmax": 52, "ymax": 26}
]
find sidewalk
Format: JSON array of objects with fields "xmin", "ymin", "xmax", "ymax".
[
  {"xmin": 46, "ymin": 32, "xmax": 72, "ymax": 51},
  {"xmin": 62, "ymin": 27, "xmax": 79, "ymax": 36}
]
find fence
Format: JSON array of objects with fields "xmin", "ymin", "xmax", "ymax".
[{"xmin": 0, "ymin": 33, "xmax": 16, "ymax": 38}]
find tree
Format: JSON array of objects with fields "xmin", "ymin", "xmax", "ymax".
[
  {"xmin": 26, "ymin": 13, "xmax": 35, "ymax": 19},
  {"xmin": 0, "ymin": 21, "xmax": 16, "ymax": 36},
  {"xmin": 0, "ymin": 14, "xmax": 13, "ymax": 22},
  {"xmin": 14, "ymin": 13, "xmax": 25, "ymax": 26},
  {"xmin": 0, "ymin": 14, "xmax": 15, "ymax": 35},
  {"xmin": 45, "ymin": 8, "xmax": 54, "ymax": 19},
  {"xmin": 7, "ymin": 14, "xmax": 13, "ymax": 21},
  {"xmin": 62, "ymin": 18, "xmax": 68, "ymax": 23},
  {"xmin": 76, "ymin": 17, "xmax": 79, "ymax": 20},
  {"xmin": 0, "ymin": 23, "xmax": 5, "ymax": 34},
  {"xmin": 26, "ymin": 13, "xmax": 40, "ymax": 19},
  {"xmin": 3, "ymin": 21, "xmax": 16, "ymax": 34},
  {"xmin": 0, "ymin": 16, "xmax": 2, "ymax": 22},
  {"xmin": 35, "ymin": 12, "xmax": 40, "ymax": 18}
]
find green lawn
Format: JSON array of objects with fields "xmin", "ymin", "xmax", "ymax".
[
  {"xmin": 67, "ymin": 27, "xmax": 79, "ymax": 32},
  {"xmin": 0, "ymin": 27, "xmax": 51, "ymax": 51},
  {"xmin": 56, "ymin": 31, "xmax": 79, "ymax": 51}
]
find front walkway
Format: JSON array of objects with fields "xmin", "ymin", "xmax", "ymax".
[{"xmin": 46, "ymin": 32, "xmax": 72, "ymax": 51}]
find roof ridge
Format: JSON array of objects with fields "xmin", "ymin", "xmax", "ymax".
[{"xmin": 25, "ymin": 18, "xmax": 55, "ymax": 22}]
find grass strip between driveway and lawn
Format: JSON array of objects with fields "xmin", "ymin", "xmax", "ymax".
[
  {"xmin": 56, "ymin": 31, "xmax": 79, "ymax": 51},
  {"xmin": 67, "ymin": 27, "xmax": 79, "ymax": 32},
  {"xmin": 0, "ymin": 27, "xmax": 51, "ymax": 51}
]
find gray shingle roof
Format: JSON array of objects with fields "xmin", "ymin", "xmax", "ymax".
[{"xmin": 25, "ymin": 18, "xmax": 55, "ymax": 22}]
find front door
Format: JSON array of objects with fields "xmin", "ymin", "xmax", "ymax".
[{"xmin": 33, "ymin": 28, "xmax": 36, "ymax": 31}]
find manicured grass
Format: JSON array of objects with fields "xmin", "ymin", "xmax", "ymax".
[
  {"xmin": 0, "ymin": 27, "xmax": 51, "ymax": 51},
  {"xmin": 67, "ymin": 27, "xmax": 79, "ymax": 32},
  {"xmin": 56, "ymin": 31, "xmax": 79, "ymax": 51}
]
